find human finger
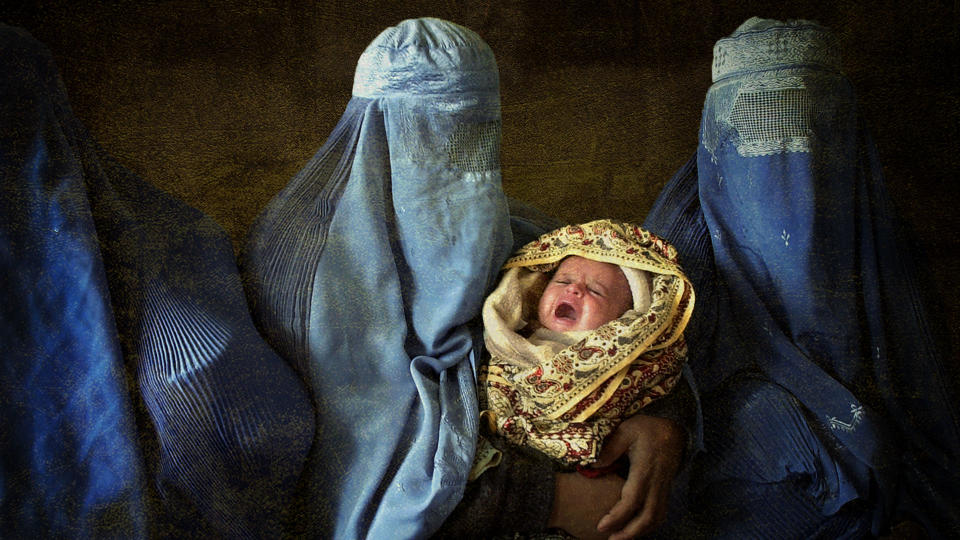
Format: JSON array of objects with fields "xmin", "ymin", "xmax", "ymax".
[
  {"xmin": 592, "ymin": 424, "xmax": 632, "ymax": 469},
  {"xmin": 596, "ymin": 450, "xmax": 651, "ymax": 533},
  {"xmin": 606, "ymin": 458, "xmax": 672, "ymax": 540}
]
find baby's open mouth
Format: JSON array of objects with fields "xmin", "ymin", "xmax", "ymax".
[{"xmin": 554, "ymin": 302, "xmax": 576, "ymax": 321}]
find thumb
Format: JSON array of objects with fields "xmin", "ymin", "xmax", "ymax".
[{"xmin": 593, "ymin": 427, "xmax": 632, "ymax": 468}]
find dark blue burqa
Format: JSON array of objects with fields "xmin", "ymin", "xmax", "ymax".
[
  {"xmin": 644, "ymin": 18, "xmax": 960, "ymax": 539},
  {"xmin": 0, "ymin": 25, "xmax": 313, "ymax": 538}
]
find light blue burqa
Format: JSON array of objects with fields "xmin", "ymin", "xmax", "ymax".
[{"xmin": 242, "ymin": 18, "xmax": 513, "ymax": 538}]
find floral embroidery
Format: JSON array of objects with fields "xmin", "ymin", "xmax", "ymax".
[{"xmin": 827, "ymin": 403, "xmax": 865, "ymax": 433}]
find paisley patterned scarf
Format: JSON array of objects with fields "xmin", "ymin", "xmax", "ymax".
[{"xmin": 477, "ymin": 219, "xmax": 694, "ymax": 466}]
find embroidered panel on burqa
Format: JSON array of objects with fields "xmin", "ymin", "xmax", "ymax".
[
  {"xmin": 644, "ymin": 17, "xmax": 960, "ymax": 538},
  {"xmin": 0, "ymin": 24, "xmax": 313, "ymax": 538},
  {"xmin": 241, "ymin": 18, "xmax": 513, "ymax": 538}
]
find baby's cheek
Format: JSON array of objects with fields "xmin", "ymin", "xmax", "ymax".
[{"xmin": 536, "ymin": 293, "xmax": 552, "ymax": 321}]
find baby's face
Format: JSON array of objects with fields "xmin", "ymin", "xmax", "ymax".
[{"xmin": 537, "ymin": 256, "xmax": 633, "ymax": 333}]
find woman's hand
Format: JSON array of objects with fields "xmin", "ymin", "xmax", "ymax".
[
  {"xmin": 593, "ymin": 414, "xmax": 685, "ymax": 539},
  {"xmin": 548, "ymin": 471, "xmax": 624, "ymax": 540}
]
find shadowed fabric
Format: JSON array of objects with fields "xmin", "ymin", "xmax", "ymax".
[
  {"xmin": 644, "ymin": 18, "xmax": 960, "ymax": 538},
  {"xmin": 0, "ymin": 25, "xmax": 148, "ymax": 537},
  {"xmin": 92, "ymin": 146, "xmax": 315, "ymax": 539},
  {"xmin": 242, "ymin": 18, "xmax": 512, "ymax": 538},
  {"xmin": 0, "ymin": 24, "xmax": 314, "ymax": 538}
]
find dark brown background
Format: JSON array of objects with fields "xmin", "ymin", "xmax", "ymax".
[{"xmin": 4, "ymin": 1, "xmax": 958, "ymax": 361}]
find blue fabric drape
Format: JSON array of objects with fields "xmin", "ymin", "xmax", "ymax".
[
  {"xmin": 0, "ymin": 24, "xmax": 314, "ymax": 538},
  {"xmin": 0, "ymin": 25, "xmax": 149, "ymax": 537},
  {"xmin": 644, "ymin": 18, "xmax": 960, "ymax": 538},
  {"xmin": 242, "ymin": 18, "xmax": 512, "ymax": 538}
]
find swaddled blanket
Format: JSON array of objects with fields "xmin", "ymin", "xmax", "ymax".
[{"xmin": 478, "ymin": 219, "xmax": 694, "ymax": 466}]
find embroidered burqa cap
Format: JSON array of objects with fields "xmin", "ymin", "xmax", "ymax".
[{"xmin": 479, "ymin": 219, "xmax": 694, "ymax": 464}]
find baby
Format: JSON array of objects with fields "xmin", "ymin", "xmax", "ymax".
[
  {"xmin": 537, "ymin": 255, "xmax": 635, "ymax": 334},
  {"xmin": 473, "ymin": 219, "xmax": 694, "ymax": 476}
]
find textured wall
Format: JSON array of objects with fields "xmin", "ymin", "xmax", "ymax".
[{"xmin": 5, "ymin": 1, "xmax": 958, "ymax": 357}]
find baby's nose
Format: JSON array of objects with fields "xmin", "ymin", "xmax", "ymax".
[{"xmin": 566, "ymin": 282, "xmax": 584, "ymax": 296}]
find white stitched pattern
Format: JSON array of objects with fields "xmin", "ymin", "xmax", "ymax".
[
  {"xmin": 712, "ymin": 18, "xmax": 841, "ymax": 82},
  {"xmin": 827, "ymin": 403, "xmax": 865, "ymax": 433}
]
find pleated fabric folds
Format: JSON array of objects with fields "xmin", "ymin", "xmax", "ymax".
[
  {"xmin": 644, "ymin": 17, "xmax": 960, "ymax": 538},
  {"xmin": 241, "ymin": 18, "xmax": 512, "ymax": 538},
  {"xmin": 0, "ymin": 24, "xmax": 314, "ymax": 538}
]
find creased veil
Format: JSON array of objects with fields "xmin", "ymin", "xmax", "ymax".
[
  {"xmin": 0, "ymin": 24, "xmax": 314, "ymax": 538},
  {"xmin": 242, "ymin": 18, "xmax": 512, "ymax": 538},
  {"xmin": 644, "ymin": 17, "xmax": 960, "ymax": 538}
]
